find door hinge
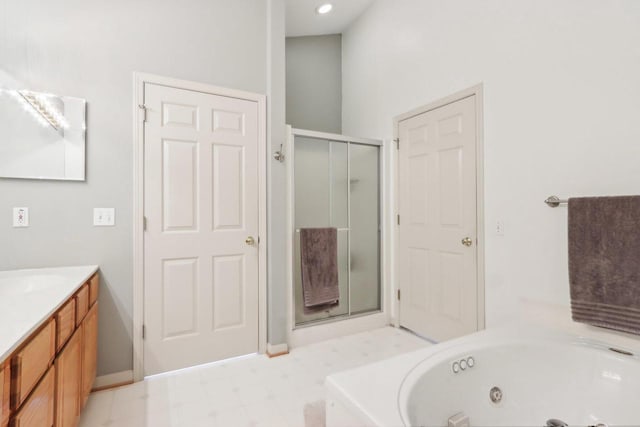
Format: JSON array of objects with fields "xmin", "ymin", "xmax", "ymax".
[
  {"xmin": 397, "ymin": 214, "xmax": 400, "ymax": 226},
  {"xmin": 143, "ymin": 216, "xmax": 147, "ymax": 231},
  {"xmin": 138, "ymin": 104, "xmax": 147, "ymax": 122},
  {"xmin": 142, "ymin": 325, "xmax": 146, "ymax": 339},
  {"xmin": 397, "ymin": 289, "xmax": 401, "ymax": 301},
  {"xmin": 394, "ymin": 138, "xmax": 400, "ymax": 150}
]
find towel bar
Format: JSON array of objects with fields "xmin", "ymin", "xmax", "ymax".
[{"xmin": 544, "ymin": 195, "xmax": 568, "ymax": 207}]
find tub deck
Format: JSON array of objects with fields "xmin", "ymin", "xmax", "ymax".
[{"xmin": 326, "ymin": 348, "xmax": 430, "ymax": 426}]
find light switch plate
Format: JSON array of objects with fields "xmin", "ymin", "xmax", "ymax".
[
  {"xmin": 13, "ymin": 207, "xmax": 29, "ymax": 227},
  {"xmin": 93, "ymin": 208, "xmax": 115, "ymax": 226},
  {"xmin": 495, "ymin": 220, "xmax": 505, "ymax": 236}
]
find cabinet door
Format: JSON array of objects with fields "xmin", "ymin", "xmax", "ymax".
[
  {"xmin": 55, "ymin": 329, "xmax": 82, "ymax": 427},
  {"xmin": 10, "ymin": 367, "xmax": 54, "ymax": 427},
  {"xmin": 81, "ymin": 303, "xmax": 98, "ymax": 409},
  {"xmin": 1, "ymin": 362, "xmax": 9, "ymax": 427}
]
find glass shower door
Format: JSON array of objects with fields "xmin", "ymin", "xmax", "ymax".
[
  {"xmin": 294, "ymin": 137, "xmax": 349, "ymax": 324},
  {"xmin": 349, "ymin": 143, "xmax": 380, "ymax": 314},
  {"xmin": 293, "ymin": 134, "xmax": 381, "ymax": 326}
]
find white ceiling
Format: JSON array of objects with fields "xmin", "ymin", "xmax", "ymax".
[{"xmin": 285, "ymin": 0, "xmax": 375, "ymax": 37}]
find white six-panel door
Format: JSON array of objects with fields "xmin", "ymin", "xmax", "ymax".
[
  {"xmin": 143, "ymin": 82, "xmax": 260, "ymax": 376},
  {"xmin": 398, "ymin": 95, "xmax": 478, "ymax": 342}
]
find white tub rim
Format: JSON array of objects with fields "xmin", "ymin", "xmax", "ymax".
[{"xmin": 396, "ymin": 326, "xmax": 640, "ymax": 426}]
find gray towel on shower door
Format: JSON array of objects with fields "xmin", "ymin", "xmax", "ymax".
[
  {"xmin": 568, "ymin": 195, "xmax": 640, "ymax": 335},
  {"xmin": 300, "ymin": 227, "xmax": 339, "ymax": 314}
]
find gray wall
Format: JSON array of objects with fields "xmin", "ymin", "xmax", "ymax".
[
  {"xmin": 266, "ymin": 0, "xmax": 289, "ymax": 346},
  {"xmin": 0, "ymin": 0, "xmax": 268, "ymax": 376},
  {"xmin": 286, "ymin": 35, "xmax": 342, "ymax": 133}
]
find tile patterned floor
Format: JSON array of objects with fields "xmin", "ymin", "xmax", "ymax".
[{"xmin": 79, "ymin": 327, "xmax": 429, "ymax": 427}]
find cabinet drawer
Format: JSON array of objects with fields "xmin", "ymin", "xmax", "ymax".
[
  {"xmin": 1, "ymin": 362, "xmax": 9, "ymax": 427},
  {"xmin": 56, "ymin": 299, "xmax": 76, "ymax": 352},
  {"xmin": 10, "ymin": 367, "xmax": 54, "ymax": 427},
  {"xmin": 10, "ymin": 320, "xmax": 55, "ymax": 409},
  {"xmin": 88, "ymin": 274, "xmax": 99, "ymax": 307},
  {"xmin": 75, "ymin": 285, "xmax": 89, "ymax": 327}
]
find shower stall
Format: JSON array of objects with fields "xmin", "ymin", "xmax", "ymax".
[{"xmin": 287, "ymin": 128, "xmax": 383, "ymax": 328}]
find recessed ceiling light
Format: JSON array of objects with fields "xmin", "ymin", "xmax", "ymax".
[{"xmin": 316, "ymin": 3, "xmax": 333, "ymax": 14}]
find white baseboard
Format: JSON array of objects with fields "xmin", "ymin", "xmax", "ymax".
[
  {"xmin": 288, "ymin": 312, "xmax": 389, "ymax": 348},
  {"xmin": 267, "ymin": 342, "xmax": 289, "ymax": 356},
  {"xmin": 93, "ymin": 370, "xmax": 134, "ymax": 390}
]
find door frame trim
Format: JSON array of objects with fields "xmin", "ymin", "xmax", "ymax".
[
  {"xmin": 392, "ymin": 83, "xmax": 485, "ymax": 335},
  {"xmin": 132, "ymin": 72, "xmax": 268, "ymax": 381}
]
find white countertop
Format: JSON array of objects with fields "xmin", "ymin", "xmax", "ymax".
[{"xmin": 0, "ymin": 265, "xmax": 99, "ymax": 362}]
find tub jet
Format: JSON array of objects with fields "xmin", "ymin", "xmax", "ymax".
[{"xmin": 489, "ymin": 386, "xmax": 503, "ymax": 404}]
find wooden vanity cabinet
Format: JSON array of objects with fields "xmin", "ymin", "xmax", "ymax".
[{"xmin": 3, "ymin": 272, "xmax": 99, "ymax": 427}]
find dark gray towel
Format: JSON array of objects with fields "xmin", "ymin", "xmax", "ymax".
[
  {"xmin": 300, "ymin": 227, "xmax": 339, "ymax": 314},
  {"xmin": 568, "ymin": 195, "xmax": 640, "ymax": 335}
]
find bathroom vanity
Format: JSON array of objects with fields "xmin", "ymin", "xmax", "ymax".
[{"xmin": 0, "ymin": 266, "xmax": 99, "ymax": 427}]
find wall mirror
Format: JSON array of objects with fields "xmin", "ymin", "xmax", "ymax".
[{"xmin": 0, "ymin": 89, "xmax": 86, "ymax": 181}]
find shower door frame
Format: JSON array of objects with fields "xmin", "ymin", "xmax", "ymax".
[{"xmin": 286, "ymin": 127, "xmax": 389, "ymax": 347}]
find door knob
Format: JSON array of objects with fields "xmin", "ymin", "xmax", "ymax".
[
  {"xmin": 245, "ymin": 236, "xmax": 256, "ymax": 246},
  {"xmin": 461, "ymin": 237, "xmax": 473, "ymax": 247}
]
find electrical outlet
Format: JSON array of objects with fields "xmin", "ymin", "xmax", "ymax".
[
  {"xmin": 13, "ymin": 207, "xmax": 29, "ymax": 227},
  {"xmin": 495, "ymin": 220, "xmax": 505, "ymax": 236},
  {"xmin": 93, "ymin": 208, "xmax": 115, "ymax": 226}
]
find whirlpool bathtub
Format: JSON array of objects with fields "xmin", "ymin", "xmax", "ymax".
[{"xmin": 325, "ymin": 326, "xmax": 640, "ymax": 427}]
